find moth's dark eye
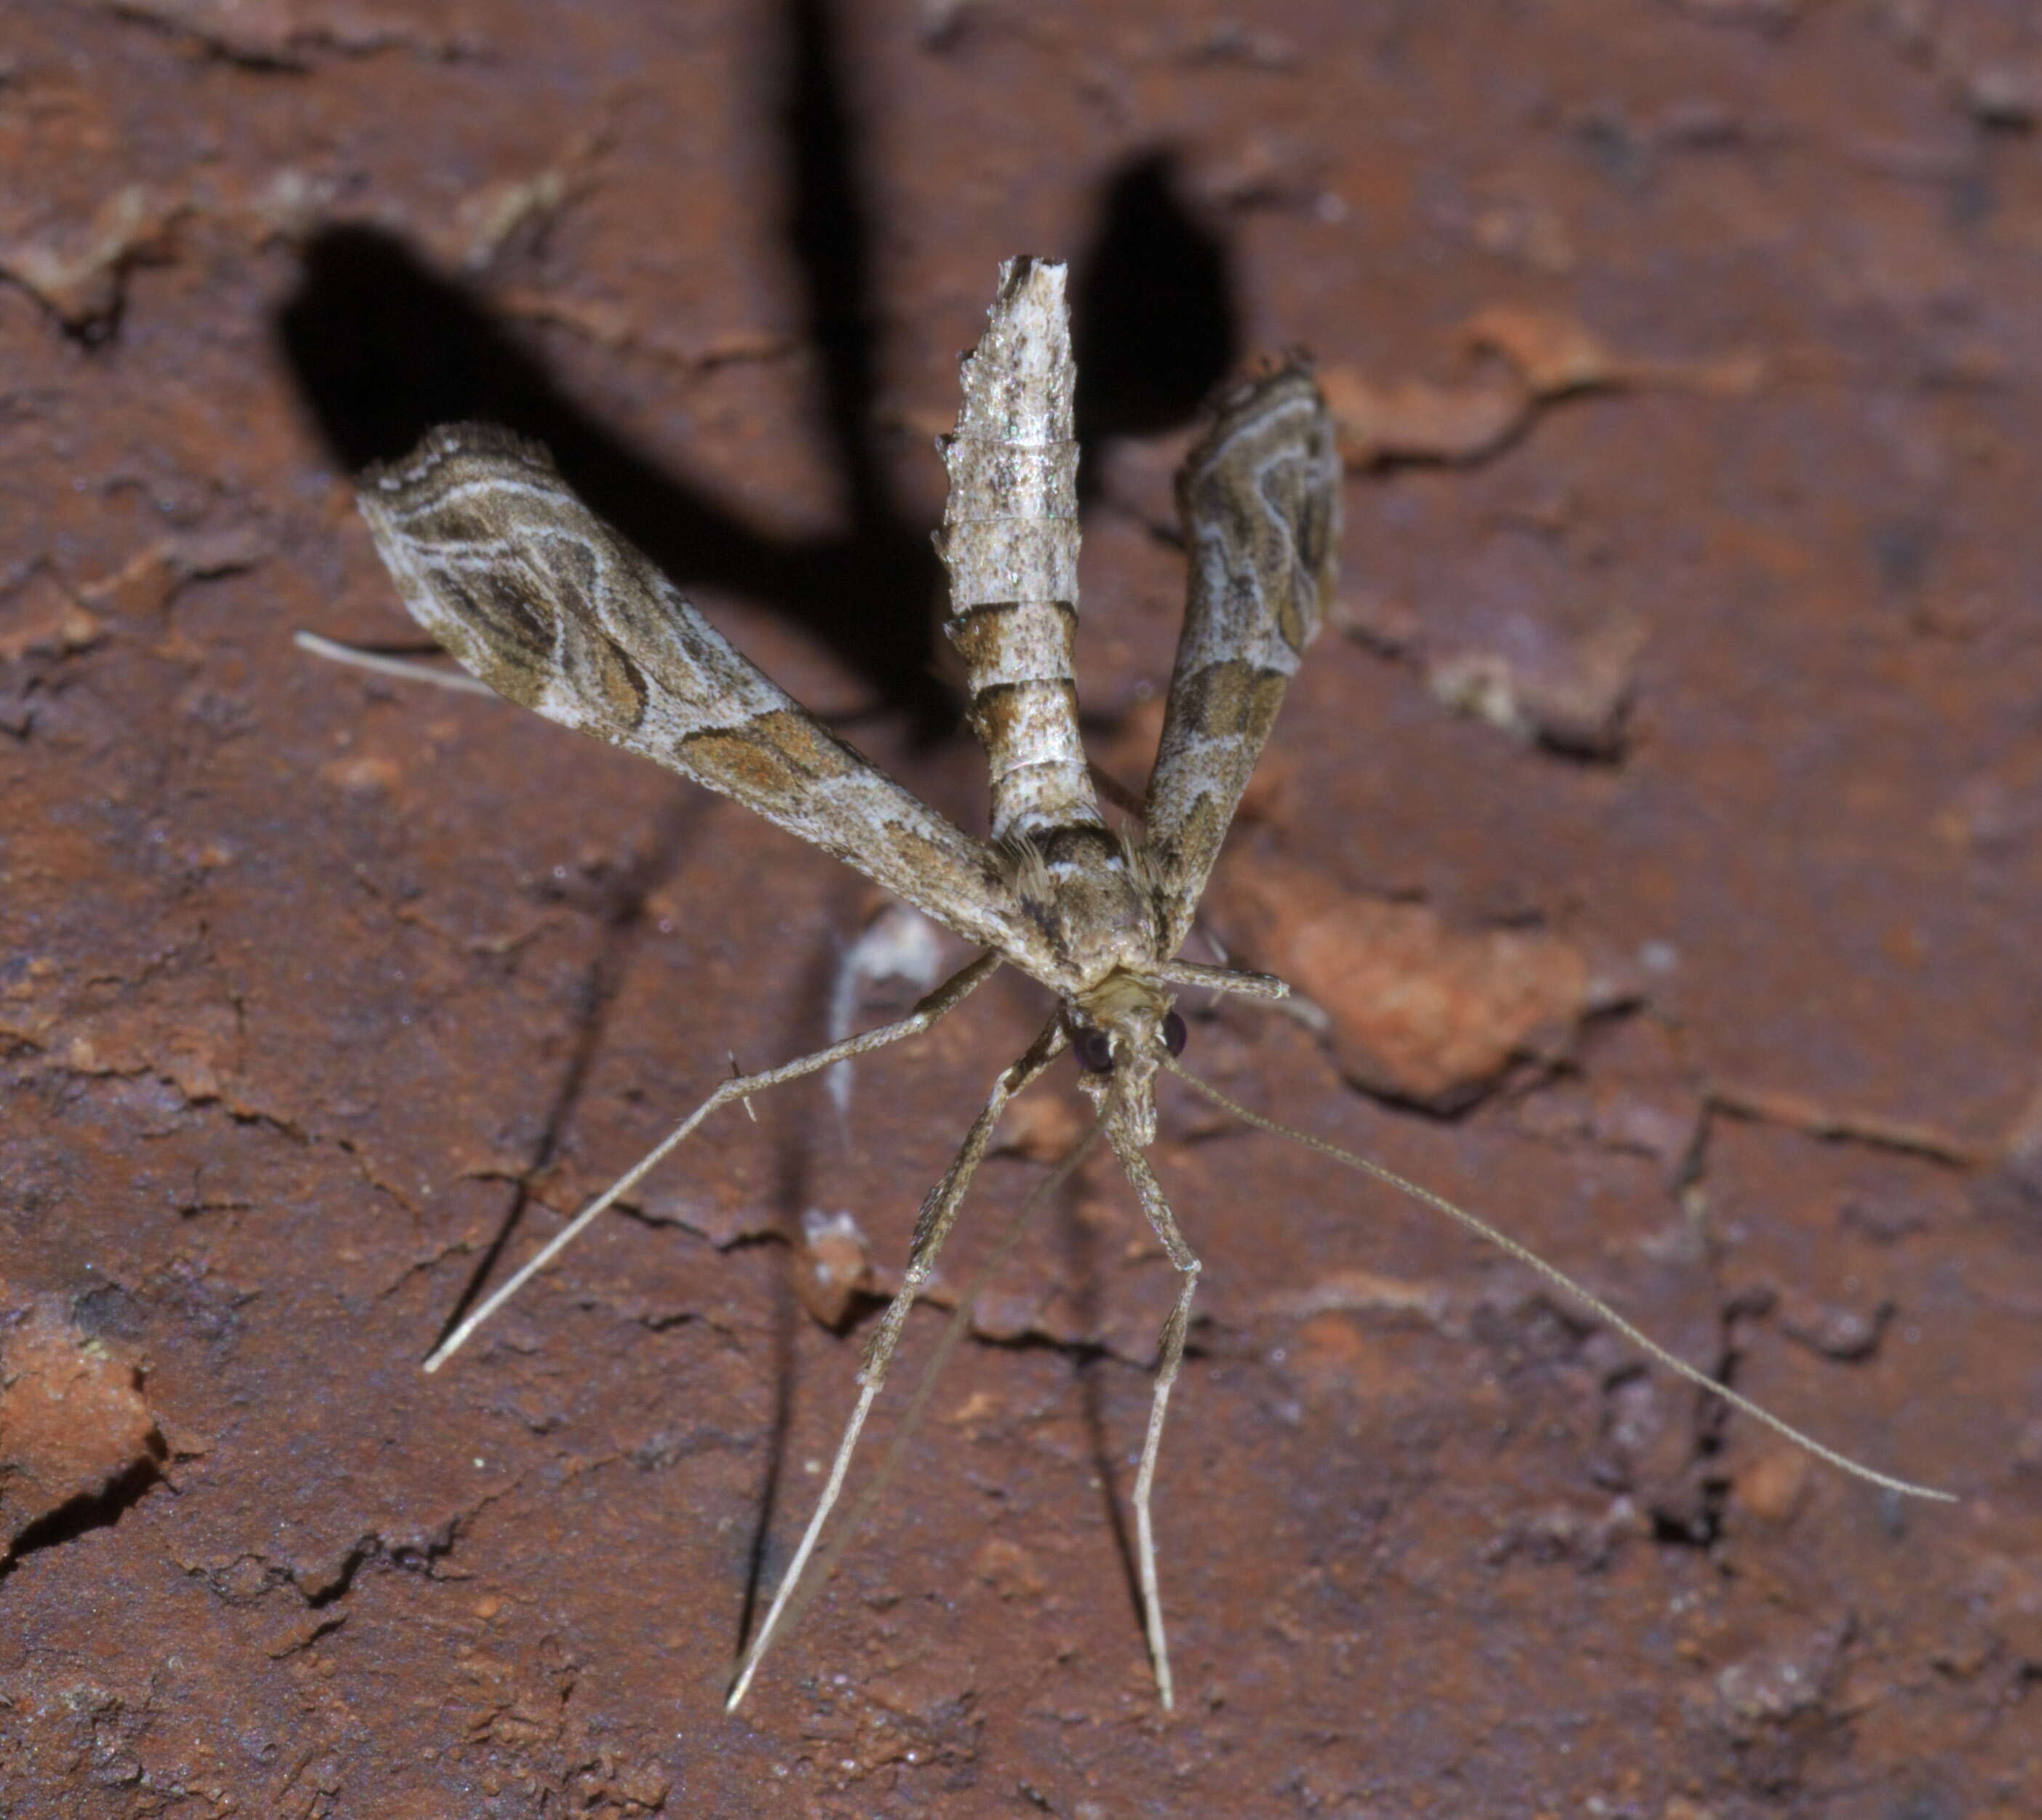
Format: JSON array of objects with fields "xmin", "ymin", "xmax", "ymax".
[
  {"xmin": 1074, "ymin": 1028, "xmax": 1116, "ymax": 1073},
  {"xmin": 1161, "ymin": 1010, "xmax": 1188, "ymax": 1057}
]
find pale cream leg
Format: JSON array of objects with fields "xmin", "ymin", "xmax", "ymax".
[
  {"xmin": 426, "ymin": 952, "xmax": 1003, "ymax": 1372},
  {"xmin": 725, "ymin": 1019, "xmax": 1068, "ymax": 1711},
  {"xmin": 1108, "ymin": 1136, "xmax": 1201, "ymax": 1713}
]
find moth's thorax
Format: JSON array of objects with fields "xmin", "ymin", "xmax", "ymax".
[{"xmin": 1006, "ymin": 824, "xmax": 1165, "ymax": 995}]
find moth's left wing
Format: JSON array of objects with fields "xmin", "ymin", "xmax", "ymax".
[
  {"xmin": 1140, "ymin": 366, "xmax": 1340, "ymax": 952},
  {"xmin": 358, "ymin": 425, "xmax": 1030, "ymax": 957}
]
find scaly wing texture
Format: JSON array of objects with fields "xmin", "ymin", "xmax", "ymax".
[
  {"xmin": 1142, "ymin": 365, "xmax": 1340, "ymax": 952},
  {"xmin": 357, "ymin": 426, "xmax": 1029, "ymax": 955},
  {"xmin": 934, "ymin": 256, "xmax": 1102, "ymax": 844}
]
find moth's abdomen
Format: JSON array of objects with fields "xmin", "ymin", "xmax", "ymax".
[{"xmin": 936, "ymin": 257, "xmax": 1102, "ymax": 845}]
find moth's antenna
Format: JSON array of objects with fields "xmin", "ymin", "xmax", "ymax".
[
  {"xmin": 760, "ymin": 1121, "xmax": 1105, "ymax": 1677},
  {"xmin": 1163, "ymin": 1058, "xmax": 1956, "ymax": 1504},
  {"xmin": 294, "ymin": 629, "xmax": 494, "ymax": 694}
]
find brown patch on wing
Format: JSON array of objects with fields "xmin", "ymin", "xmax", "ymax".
[
  {"xmin": 1171, "ymin": 659, "xmax": 1287, "ymax": 747},
  {"xmin": 679, "ymin": 708, "xmax": 859, "ymax": 799},
  {"xmin": 571, "ymin": 626, "xmax": 648, "ymax": 731}
]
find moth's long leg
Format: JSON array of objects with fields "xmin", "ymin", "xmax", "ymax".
[
  {"xmin": 1108, "ymin": 1134, "xmax": 1202, "ymax": 1713},
  {"xmin": 771, "ymin": 1121, "xmax": 1105, "ymax": 1659},
  {"xmin": 726, "ymin": 1017, "xmax": 1068, "ymax": 1712},
  {"xmin": 424, "ymin": 950, "xmax": 1004, "ymax": 1372}
]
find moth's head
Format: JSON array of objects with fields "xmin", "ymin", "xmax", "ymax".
[{"xmin": 1065, "ymin": 971, "xmax": 1187, "ymax": 1146}]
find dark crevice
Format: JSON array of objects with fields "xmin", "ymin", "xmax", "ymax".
[
  {"xmin": 1670, "ymin": 1089, "xmax": 1715, "ymax": 1204},
  {"xmin": 304, "ymin": 1519, "xmax": 460, "ymax": 1609},
  {"xmin": 1705, "ymin": 1086, "xmax": 1977, "ymax": 1169},
  {"xmin": 303, "ymin": 1538, "xmax": 378, "ymax": 1609},
  {"xmin": 100, "ymin": 7, "xmax": 315, "ymax": 73},
  {"xmin": 635, "ymin": 1311, "xmax": 699, "ymax": 1335},
  {"xmin": 1, "ymin": 1444, "xmax": 166, "ymax": 1578},
  {"xmin": 1649, "ymin": 1296, "xmax": 1745, "ymax": 1551},
  {"xmin": 612, "ymin": 1204, "xmax": 782, "ymax": 1255},
  {"xmin": 964, "ymin": 1329, "xmax": 1113, "ymax": 1367},
  {"xmin": 810, "ymin": 1292, "xmax": 1194, "ymax": 1375}
]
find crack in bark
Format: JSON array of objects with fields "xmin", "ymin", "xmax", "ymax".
[
  {"xmin": 1705, "ymin": 1083, "xmax": 1980, "ymax": 1169},
  {"xmin": 0, "ymin": 1447, "xmax": 167, "ymax": 1578}
]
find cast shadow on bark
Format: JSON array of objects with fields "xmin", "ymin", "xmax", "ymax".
[
  {"xmin": 274, "ymin": 220, "xmax": 955, "ymax": 740},
  {"xmin": 426, "ymin": 791, "xmax": 712, "ymax": 1363},
  {"xmin": 274, "ymin": 152, "xmax": 1236, "ymax": 745},
  {"xmin": 1072, "ymin": 148, "xmax": 1240, "ymax": 506}
]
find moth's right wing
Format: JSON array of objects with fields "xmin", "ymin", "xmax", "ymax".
[
  {"xmin": 357, "ymin": 425, "xmax": 1030, "ymax": 957},
  {"xmin": 1140, "ymin": 367, "xmax": 1340, "ymax": 953}
]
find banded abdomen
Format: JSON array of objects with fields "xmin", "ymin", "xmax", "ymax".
[{"xmin": 934, "ymin": 257, "xmax": 1103, "ymax": 846}]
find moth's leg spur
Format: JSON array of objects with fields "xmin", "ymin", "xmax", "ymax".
[
  {"xmin": 424, "ymin": 950, "xmax": 1004, "ymax": 1372},
  {"xmin": 726, "ymin": 1017, "xmax": 1068, "ymax": 1712},
  {"xmin": 294, "ymin": 629, "xmax": 496, "ymax": 695},
  {"xmin": 1108, "ymin": 1136, "xmax": 1202, "ymax": 1713}
]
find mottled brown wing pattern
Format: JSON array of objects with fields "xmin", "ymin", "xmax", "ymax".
[
  {"xmin": 1141, "ymin": 367, "xmax": 1340, "ymax": 950},
  {"xmin": 934, "ymin": 256, "xmax": 1101, "ymax": 845},
  {"xmin": 358, "ymin": 426, "xmax": 1030, "ymax": 955}
]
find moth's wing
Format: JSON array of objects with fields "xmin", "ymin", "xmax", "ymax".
[
  {"xmin": 357, "ymin": 425, "xmax": 1029, "ymax": 956},
  {"xmin": 1141, "ymin": 366, "xmax": 1340, "ymax": 952}
]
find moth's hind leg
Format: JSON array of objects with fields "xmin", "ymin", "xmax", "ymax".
[{"xmin": 1110, "ymin": 1139, "xmax": 1202, "ymax": 1713}]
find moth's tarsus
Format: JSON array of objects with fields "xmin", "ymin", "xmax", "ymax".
[{"xmin": 343, "ymin": 253, "xmax": 1945, "ymax": 1718}]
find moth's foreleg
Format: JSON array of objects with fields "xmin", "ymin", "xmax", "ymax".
[{"xmin": 424, "ymin": 950, "xmax": 1003, "ymax": 1372}]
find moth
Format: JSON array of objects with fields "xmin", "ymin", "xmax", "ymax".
[{"xmin": 347, "ymin": 257, "xmax": 1947, "ymax": 1713}]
